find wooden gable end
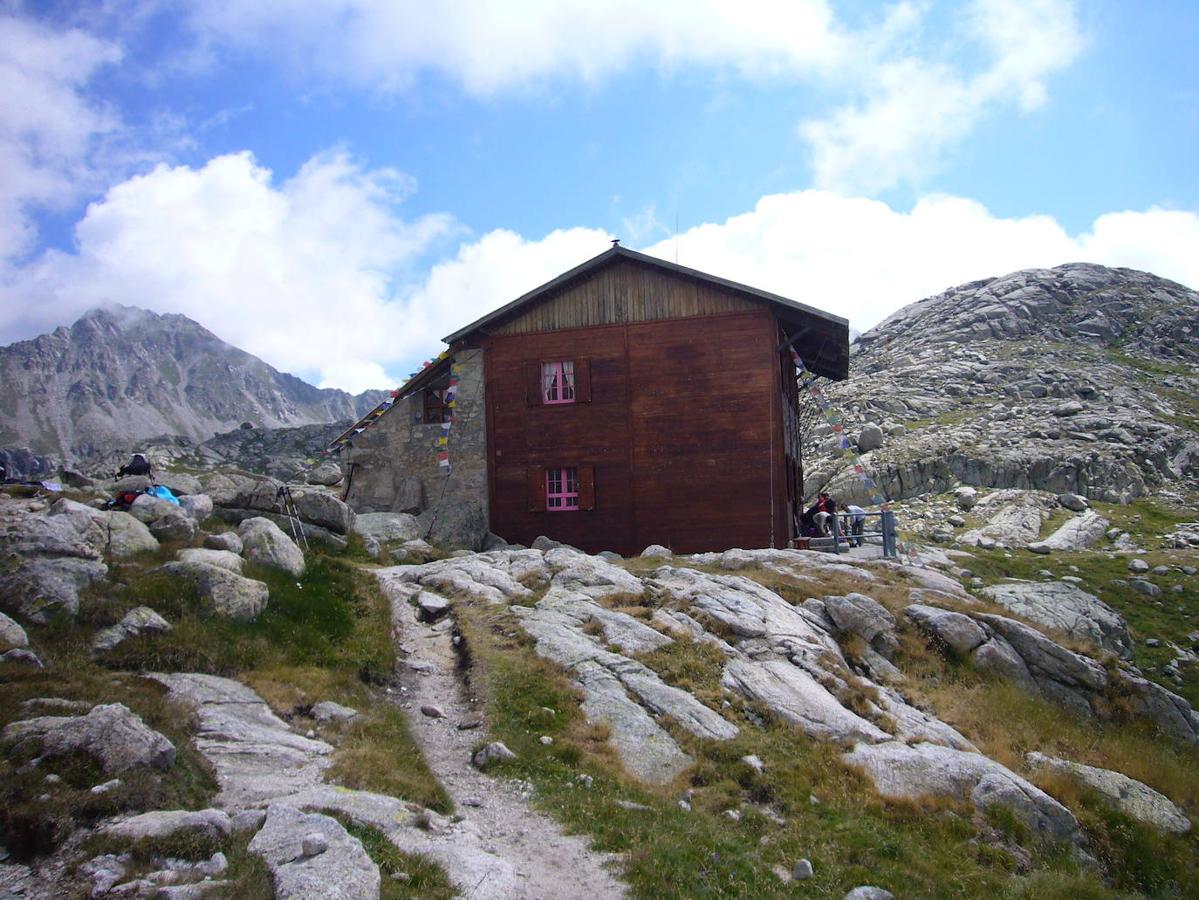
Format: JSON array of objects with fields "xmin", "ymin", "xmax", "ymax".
[{"xmin": 488, "ymin": 258, "xmax": 759, "ymax": 336}]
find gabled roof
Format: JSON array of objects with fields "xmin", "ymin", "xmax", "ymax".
[{"xmin": 442, "ymin": 244, "xmax": 849, "ymax": 380}]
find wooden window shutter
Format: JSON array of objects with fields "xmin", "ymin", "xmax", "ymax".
[
  {"xmin": 578, "ymin": 464, "xmax": 596, "ymax": 511},
  {"xmin": 574, "ymin": 358, "xmax": 592, "ymax": 403},
  {"xmin": 527, "ymin": 466, "xmax": 547, "ymax": 512},
  {"xmin": 524, "ymin": 362, "xmax": 542, "ymax": 406}
]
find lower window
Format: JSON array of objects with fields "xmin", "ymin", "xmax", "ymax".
[{"xmin": 546, "ymin": 467, "xmax": 579, "ymax": 511}]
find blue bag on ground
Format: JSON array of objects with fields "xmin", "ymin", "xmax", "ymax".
[{"xmin": 147, "ymin": 484, "xmax": 181, "ymax": 505}]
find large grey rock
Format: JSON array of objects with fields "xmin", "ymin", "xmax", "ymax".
[
  {"xmin": 1058, "ymin": 493, "xmax": 1089, "ymax": 512},
  {"xmin": 903, "ymin": 605, "xmax": 987, "ymax": 657},
  {"xmin": 104, "ymin": 808, "xmax": 232, "ymax": 842},
  {"xmin": 289, "ymin": 489, "xmax": 355, "ymax": 535},
  {"xmin": 159, "ymin": 561, "xmax": 269, "ymax": 622},
  {"xmin": 822, "ymin": 593, "xmax": 898, "ymax": 659},
  {"xmin": 1027, "ymin": 510, "xmax": 1110, "ymax": 552},
  {"xmin": 149, "ymin": 510, "xmax": 197, "ymax": 543},
  {"xmin": 379, "ymin": 553, "xmax": 536, "ymax": 605},
  {"xmin": 128, "ymin": 493, "xmax": 179, "ymax": 524},
  {"xmin": 352, "ymin": 511, "xmax": 422, "ymax": 543},
  {"xmin": 247, "ymin": 804, "xmax": 380, "ymax": 899},
  {"xmin": 155, "ymin": 472, "xmax": 203, "ymax": 496},
  {"xmin": 0, "ymin": 611, "xmax": 29, "ymax": 651},
  {"xmin": 959, "ymin": 492, "xmax": 1048, "ymax": 548},
  {"xmin": 722, "ymin": 658, "xmax": 889, "ymax": 744},
  {"xmin": 148, "ymin": 672, "xmax": 334, "ymax": 808},
  {"xmin": 980, "ymin": 580, "xmax": 1132, "ymax": 658},
  {"xmin": 1, "ymin": 703, "xmax": 175, "ymax": 773},
  {"xmin": 178, "ymin": 547, "xmax": 245, "ymax": 574},
  {"xmin": 856, "ymin": 424, "xmax": 884, "ymax": 452},
  {"xmin": 305, "ymin": 463, "xmax": 343, "ymax": 486},
  {"xmin": 0, "ymin": 555, "xmax": 108, "ymax": 622},
  {"xmin": 239, "ymin": 517, "xmax": 306, "ymax": 577},
  {"xmin": 92, "ymin": 606, "xmax": 172, "ymax": 652},
  {"xmin": 418, "ymin": 498, "xmax": 487, "ymax": 550},
  {"xmin": 844, "ymin": 741, "xmax": 1080, "ymax": 844},
  {"xmin": 178, "ymin": 493, "xmax": 214, "ymax": 521},
  {"xmin": 311, "ymin": 701, "xmax": 359, "ymax": 724},
  {"xmin": 1026, "ymin": 752, "xmax": 1190, "ymax": 834},
  {"xmin": 102, "ymin": 511, "xmax": 160, "ymax": 557}
]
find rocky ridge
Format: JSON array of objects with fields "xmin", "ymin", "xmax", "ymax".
[
  {"xmin": 807, "ymin": 264, "xmax": 1199, "ymax": 507},
  {"xmin": 0, "ymin": 305, "xmax": 386, "ymax": 458}
]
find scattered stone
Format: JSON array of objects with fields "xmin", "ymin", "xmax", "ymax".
[
  {"xmin": 92, "ymin": 606, "xmax": 172, "ymax": 652},
  {"xmin": 539, "ymin": 736, "xmax": 553, "ymax": 746},
  {"xmin": 1128, "ymin": 558, "xmax": 1150, "ymax": 573},
  {"xmin": 0, "ymin": 612, "xmax": 29, "ymax": 651},
  {"xmin": 472, "ymin": 742, "xmax": 517, "ymax": 768},
  {"xmin": 1058, "ymin": 493, "xmax": 1089, "ymax": 511},
  {"xmin": 420, "ymin": 705, "xmax": 446, "ymax": 719},
  {"xmin": 741, "ymin": 754, "xmax": 765, "ymax": 774},
  {"xmin": 310, "ymin": 701, "xmax": 359, "ymax": 724},
  {"xmin": 1130, "ymin": 579, "xmax": 1162, "ymax": 598},
  {"xmin": 1, "ymin": 648, "xmax": 43, "ymax": 667},
  {"xmin": 247, "ymin": 805, "xmax": 379, "ymax": 898},
  {"xmin": 90, "ymin": 778, "xmax": 122, "ymax": 794},
  {"xmin": 203, "ymin": 532, "xmax": 243, "ymax": 554},
  {"xmin": 955, "ymin": 487, "xmax": 978, "ymax": 511},
  {"xmin": 302, "ymin": 832, "xmax": 329, "ymax": 857},
  {"xmin": 616, "ymin": 800, "xmax": 652, "ymax": 812},
  {"xmin": 177, "ymin": 547, "xmax": 244, "ymax": 574},
  {"xmin": 641, "ymin": 544, "xmax": 672, "ymax": 559},
  {"xmin": 722, "ymin": 809, "xmax": 741, "ymax": 822},
  {"xmin": 416, "ymin": 592, "xmax": 451, "ymax": 622},
  {"xmin": 1, "ymin": 703, "xmax": 175, "ymax": 773},
  {"xmin": 793, "ymin": 859, "xmax": 814, "ymax": 881},
  {"xmin": 844, "ymin": 888, "xmax": 894, "ymax": 900}
]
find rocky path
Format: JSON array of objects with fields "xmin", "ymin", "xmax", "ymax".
[{"xmin": 385, "ymin": 578, "xmax": 628, "ymax": 900}]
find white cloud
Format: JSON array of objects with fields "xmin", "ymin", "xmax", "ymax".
[
  {"xmin": 801, "ymin": 0, "xmax": 1084, "ymax": 194},
  {"xmin": 6, "ymin": 153, "xmax": 1193, "ymax": 395},
  {"xmin": 0, "ymin": 14, "xmax": 121, "ymax": 259},
  {"xmin": 1, "ymin": 150, "xmax": 458, "ymax": 391},
  {"xmin": 186, "ymin": 0, "xmax": 852, "ymax": 94},
  {"xmin": 639, "ymin": 190, "xmax": 1197, "ymax": 332}
]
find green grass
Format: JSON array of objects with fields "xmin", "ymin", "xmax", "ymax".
[
  {"xmin": 1106, "ymin": 350, "xmax": 1193, "ymax": 379},
  {"xmin": 333, "ymin": 815, "xmax": 457, "ymax": 900},
  {"xmin": 453, "ymin": 600, "xmax": 1129, "ymax": 898},
  {"xmin": 4, "ymin": 546, "xmax": 451, "ymax": 886},
  {"xmin": 960, "ymin": 539, "xmax": 1199, "ymax": 707}
]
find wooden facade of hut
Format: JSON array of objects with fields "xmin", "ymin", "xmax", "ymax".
[{"xmin": 335, "ymin": 245, "xmax": 849, "ymax": 556}]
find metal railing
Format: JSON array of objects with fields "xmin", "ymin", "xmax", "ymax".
[{"xmin": 791, "ymin": 510, "xmax": 898, "ymax": 558}]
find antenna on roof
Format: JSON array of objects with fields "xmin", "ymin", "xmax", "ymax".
[{"xmin": 611, "ymin": 238, "xmax": 620, "ymax": 247}]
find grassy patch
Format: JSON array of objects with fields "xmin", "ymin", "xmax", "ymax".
[
  {"xmin": 7, "ymin": 548, "xmax": 448, "ymax": 863},
  {"xmin": 452, "ymin": 597, "xmax": 1119, "ymax": 898},
  {"xmin": 333, "ymin": 815, "xmax": 456, "ymax": 900}
]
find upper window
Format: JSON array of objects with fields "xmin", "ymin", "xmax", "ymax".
[
  {"xmin": 541, "ymin": 361, "xmax": 575, "ymax": 404},
  {"xmin": 546, "ymin": 467, "xmax": 579, "ymax": 511},
  {"xmin": 422, "ymin": 386, "xmax": 452, "ymax": 423}
]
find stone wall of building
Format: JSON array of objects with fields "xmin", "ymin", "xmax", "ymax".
[{"xmin": 340, "ymin": 349, "xmax": 488, "ymax": 549}]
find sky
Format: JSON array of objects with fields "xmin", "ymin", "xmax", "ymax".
[{"xmin": 0, "ymin": 0, "xmax": 1196, "ymax": 393}]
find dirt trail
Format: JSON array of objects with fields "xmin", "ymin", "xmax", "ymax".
[{"xmin": 387, "ymin": 586, "xmax": 628, "ymax": 900}]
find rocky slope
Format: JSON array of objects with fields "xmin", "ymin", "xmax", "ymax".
[
  {"xmin": 807, "ymin": 263, "xmax": 1199, "ymax": 507},
  {"xmin": 0, "ymin": 305, "xmax": 387, "ymax": 457}
]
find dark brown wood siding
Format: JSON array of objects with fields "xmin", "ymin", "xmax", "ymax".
[{"xmin": 484, "ymin": 308, "xmax": 779, "ymax": 555}]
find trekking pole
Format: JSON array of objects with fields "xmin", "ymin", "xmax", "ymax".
[{"xmin": 276, "ymin": 486, "xmax": 310, "ymax": 552}]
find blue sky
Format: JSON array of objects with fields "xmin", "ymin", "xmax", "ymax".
[{"xmin": 1, "ymin": 0, "xmax": 1196, "ymax": 391}]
